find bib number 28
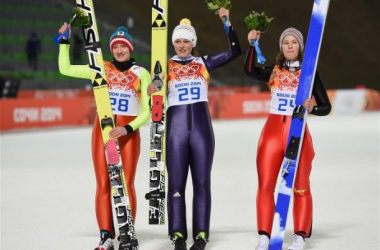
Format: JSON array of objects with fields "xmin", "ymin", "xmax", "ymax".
[{"xmin": 110, "ymin": 98, "xmax": 129, "ymax": 112}]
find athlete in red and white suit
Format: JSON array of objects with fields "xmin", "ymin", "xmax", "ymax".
[
  {"xmin": 58, "ymin": 24, "xmax": 150, "ymax": 249},
  {"xmin": 244, "ymin": 28, "xmax": 331, "ymax": 249}
]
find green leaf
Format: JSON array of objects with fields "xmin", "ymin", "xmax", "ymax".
[
  {"xmin": 204, "ymin": 0, "xmax": 232, "ymax": 13},
  {"xmin": 207, "ymin": 2, "xmax": 219, "ymax": 11}
]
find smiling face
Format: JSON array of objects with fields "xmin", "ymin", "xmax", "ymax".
[
  {"xmin": 281, "ymin": 35, "xmax": 300, "ymax": 61},
  {"xmin": 173, "ymin": 38, "xmax": 193, "ymax": 57},
  {"xmin": 111, "ymin": 43, "xmax": 131, "ymax": 62}
]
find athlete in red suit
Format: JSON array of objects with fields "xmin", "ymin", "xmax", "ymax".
[
  {"xmin": 58, "ymin": 24, "xmax": 150, "ymax": 250},
  {"xmin": 244, "ymin": 28, "xmax": 331, "ymax": 250}
]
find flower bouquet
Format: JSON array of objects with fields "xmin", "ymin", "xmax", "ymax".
[
  {"xmin": 204, "ymin": 0, "xmax": 232, "ymax": 33},
  {"xmin": 54, "ymin": 7, "xmax": 92, "ymax": 44},
  {"xmin": 70, "ymin": 7, "xmax": 92, "ymax": 29},
  {"xmin": 244, "ymin": 11, "xmax": 274, "ymax": 33},
  {"xmin": 244, "ymin": 11, "xmax": 274, "ymax": 64}
]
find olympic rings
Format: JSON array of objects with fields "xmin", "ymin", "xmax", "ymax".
[
  {"xmin": 107, "ymin": 71, "xmax": 135, "ymax": 85},
  {"xmin": 170, "ymin": 64, "xmax": 200, "ymax": 76},
  {"xmin": 277, "ymin": 72, "xmax": 299, "ymax": 86}
]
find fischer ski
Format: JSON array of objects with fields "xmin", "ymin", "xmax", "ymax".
[
  {"xmin": 74, "ymin": 1, "xmax": 138, "ymax": 249},
  {"xmin": 268, "ymin": 0, "xmax": 330, "ymax": 249},
  {"xmin": 145, "ymin": 0, "xmax": 168, "ymax": 225}
]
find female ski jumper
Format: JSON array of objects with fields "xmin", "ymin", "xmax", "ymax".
[
  {"xmin": 166, "ymin": 20, "xmax": 241, "ymax": 241},
  {"xmin": 244, "ymin": 30, "xmax": 331, "ymax": 239},
  {"xmin": 58, "ymin": 30, "xmax": 150, "ymax": 237}
]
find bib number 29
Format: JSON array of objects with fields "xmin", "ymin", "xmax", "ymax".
[{"xmin": 178, "ymin": 87, "xmax": 200, "ymax": 101}]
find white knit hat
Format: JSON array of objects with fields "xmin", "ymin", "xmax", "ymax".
[
  {"xmin": 279, "ymin": 27, "xmax": 304, "ymax": 52},
  {"xmin": 172, "ymin": 18, "xmax": 197, "ymax": 47}
]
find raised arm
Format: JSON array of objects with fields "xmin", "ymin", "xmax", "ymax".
[
  {"xmin": 58, "ymin": 23, "xmax": 91, "ymax": 79},
  {"xmin": 201, "ymin": 8, "xmax": 241, "ymax": 72},
  {"xmin": 244, "ymin": 30, "xmax": 273, "ymax": 81}
]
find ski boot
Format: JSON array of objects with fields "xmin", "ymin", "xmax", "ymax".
[
  {"xmin": 288, "ymin": 234, "xmax": 306, "ymax": 250},
  {"xmin": 95, "ymin": 230, "xmax": 114, "ymax": 250},
  {"xmin": 189, "ymin": 232, "xmax": 208, "ymax": 250},
  {"xmin": 255, "ymin": 234, "xmax": 269, "ymax": 250},
  {"xmin": 172, "ymin": 232, "xmax": 187, "ymax": 250}
]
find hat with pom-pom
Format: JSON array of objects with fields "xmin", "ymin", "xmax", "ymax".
[
  {"xmin": 172, "ymin": 18, "xmax": 197, "ymax": 47},
  {"xmin": 110, "ymin": 26, "xmax": 134, "ymax": 52},
  {"xmin": 279, "ymin": 27, "xmax": 304, "ymax": 52}
]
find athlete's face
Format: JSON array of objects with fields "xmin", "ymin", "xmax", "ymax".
[
  {"xmin": 112, "ymin": 43, "xmax": 131, "ymax": 62},
  {"xmin": 173, "ymin": 38, "xmax": 193, "ymax": 57},
  {"xmin": 281, "ymin": 35, "xmax": 300, "ymax": 61}
]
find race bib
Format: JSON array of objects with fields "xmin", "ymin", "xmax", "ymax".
[
  {"xmin": 109, "ymin": 88, "xmax": 138, "ymax": 116},
  {"xmin": 167, "ymin": 58, "xmax": 210, "ymax": 107},
  {"xmin": 268, "ymin": 66, "xmax": 300, "ymax": 115},
  {"xmin": 168, "ymin": 79, "xmax": 208, "ymax": 107},
  {"xmin": 270, "ymin": 89, "xmax": 297, "ymax": 115}
]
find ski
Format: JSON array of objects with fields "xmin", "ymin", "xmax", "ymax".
[
  {"xmin": 268, "ymin": 0, "xmax": 330, "ymax": 249},
  {"xmin": 74, "ymin": 0, "xmax": 138, "ymax": 249},
  {"xmin": 144, "ymin": 0, "xmax": 168, "ymax": 225}
]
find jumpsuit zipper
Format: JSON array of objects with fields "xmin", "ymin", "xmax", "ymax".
[{"xmin": 187, "ymin": 104, "xmax": 192, "ymax": 131}]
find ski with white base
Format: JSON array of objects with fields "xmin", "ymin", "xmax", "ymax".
[
  {"xmin": 74, "ymin": 1, "xmax": 138, "ymax": 249},
  {"xmin": 269, "ymin": 0, "xmax": 330, "ymax": 249},
  {"xmin": 145, "ymin": 0, "xmax": 168, "ymax": 225}
]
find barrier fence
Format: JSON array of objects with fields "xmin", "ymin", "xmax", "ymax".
[{"xmin": 1, "ymin": 88, "xmax": 379, "ymax": 131}]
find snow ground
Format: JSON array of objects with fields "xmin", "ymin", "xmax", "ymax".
[{"xmin": 1, "ymin": 112, "xmax": 379, "ymax": 250}]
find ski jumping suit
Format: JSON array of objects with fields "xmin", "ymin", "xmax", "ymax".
[
  {"xmin": 244, "ymin": 46, "xmax": 331, "ymax": 238},
  {"xmin": 167, "ymin": 26, "xmax": 241, "ymax": 240},
  {"xmin": 59, "ymin": 44, "xmax": 150, "ymax": 236}
]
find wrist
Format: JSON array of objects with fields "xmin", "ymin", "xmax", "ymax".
[
  {"xmin": 59, "ymin": 39, "xmax": 70, "ymax": 44},
  {"xmin": 124, "ymin": 124, "xmax": 134, "ymax": 134}
]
